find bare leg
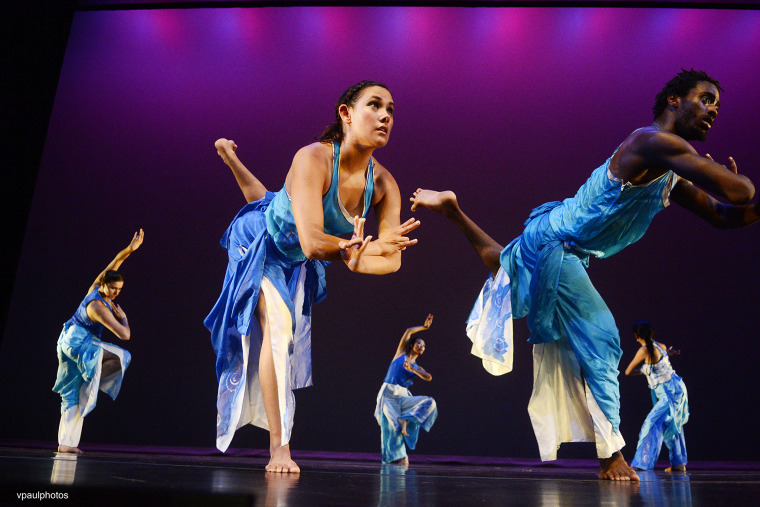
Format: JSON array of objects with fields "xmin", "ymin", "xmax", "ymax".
[
  {"xmin": 215, "ymin": 138, "xmax": 268, "ymax": 203},
  {"xmin": 255, "ymin": 293, "xmax": 300, "ymax": 474},
  {"xmin": 397, "ymin": 418, "xmax": 409, "ymax": 437},
  {"xmin": 101, "ymin": 350, "xmax": 121, "ymax": 379},
  {"xmin": 410, "ymin": 189, "xmax": 503, "ymax": 276},
  {"xmin": 665, "ymin": 465, "xmax": 686, "ymax": 472},
  {"xmin": 598, "ymin": 451, "xmax": 640, "ymax": 481}
]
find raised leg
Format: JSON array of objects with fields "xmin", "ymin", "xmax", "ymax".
[
  {"xmin": 215, "ymin": 138, "xmax": 268, "ymax": 203},
  {"xmin": 255, "ymin": 292, "xmax": 300, "ymax": 474},
  {"xmin": 410, "ymin": 189, "xmax": 503, "ymax": 276}
]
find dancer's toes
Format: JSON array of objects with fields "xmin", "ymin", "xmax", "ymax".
[
  {"xmin": 598, "ymin": 452, "xmax": 640, "ymax": 481},
  {"xmin": 665, "ymin": 465, "xmax": 686, "ymax": 472},
  {"xmin": 267, "ymin": 445, "xmax": 301, "ymax": 474}
]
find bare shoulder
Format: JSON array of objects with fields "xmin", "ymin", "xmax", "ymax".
[
  {"xmin": 287, "ymin": 142, "xmax": 332, "ymax": 189},
  {"xmin": 293, "ymin": 142, "xmax": 332, "ymax": 166},
  {"xmin": 371, "ymin": 158, "xmax": 398, "ymax": 200},
  {"xmin": 612, "ymin": 127, "xmax": 695, "ymax": 183}
]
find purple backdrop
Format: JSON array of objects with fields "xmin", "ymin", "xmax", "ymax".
[{"xmin": 3, "ymin": 6, "xmax": 759, "ymax": 461}]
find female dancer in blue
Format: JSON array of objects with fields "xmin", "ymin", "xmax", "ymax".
[
  {"xmin": 625, "ymin": 321, "xmax": 688, "ymax": 472},
  {"xmin": 375, "ymin": 314, "xmax": 438, "ymax": 464},
  {"xmin": 53, "ymin": 229, "xmax": 143, "ymax": 454},
  {"xmin": 205, "ymin": 81, "xmax": 420, "ymax": 473}
]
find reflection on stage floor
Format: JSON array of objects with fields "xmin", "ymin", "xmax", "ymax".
[{"xmin": 2, "ymin": 444, "xmax": 759, "ymax": 506}]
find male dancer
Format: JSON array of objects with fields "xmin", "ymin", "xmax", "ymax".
[{"xmin": 411, "ymin": 69, "xmax": 758, "ymax": 480}]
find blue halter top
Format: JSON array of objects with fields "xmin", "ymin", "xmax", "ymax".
[{"xmin": 265, "ymin": 141, "xmax": 375, "ymax": 261}]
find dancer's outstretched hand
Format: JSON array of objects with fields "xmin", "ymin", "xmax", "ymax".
[
  {"xmin": 128, "ymin": 229, "xmax": 144, "ymax": 252},
  {"xmin": 215, "ymin": 138, "xmax": 238, "ymax": 164},
  {"xmin": 422, "ymin": 313, "xmax": 434, "ymax": 329},
  {"xmin": 339, "ymin": 216, "xmax": 372, "ymax": 272},
  {"xmin": 375, "ymin": 218, "xmax": 420, "ymax": 255},
  {"xmin": 705, "ymin": 153, "xmax": 738, "ymax": 174}
]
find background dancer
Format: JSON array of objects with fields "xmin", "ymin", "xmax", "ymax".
[
  {"xmin": 53, "ymin": 229, "xmax": 143, "ymax": 454},
  {"xmin": 410, "ymin": 69, "xmax": 759, "ymax": 480},
  {"xmin": 625, "ymin": 321, "xmax": 688, "ymax": 472},
  {"xmin": 375, "ymin": 314, "xmax": 438, "ymax": 464},
  {"xmin": 205, "ymin": 81, "xmax": 420, "ymax": 473}
]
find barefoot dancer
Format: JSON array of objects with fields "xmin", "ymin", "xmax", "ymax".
[
  {"xmin": 411, "ymin": 69, "xmax": 759, "ymax": 480},
  {"xmin": 374, "ymin": 314, "xmax": 438, "ymax": 464},
  {"xmin": 52, "ymin": 230, "xmax": 143, "ymax": 454},
  {"xmin": 625, "ymin": 321, "xmax": 688, "ymax": 472},
  {"xmin": 205, "ymin": 81, "xmax": 420, "ymax": 473}
]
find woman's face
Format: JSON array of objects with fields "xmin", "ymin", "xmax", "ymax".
[
  {"xmin": 343, "ymin": 86, "xmax": 394, "ymax": 147},
  {"xmin": 100, "ymin": 281, "xmax": 123, "ymax": 300},
  {"xmin": 412, "ymin": 338, "xmax": 426, "ymax": 355}
]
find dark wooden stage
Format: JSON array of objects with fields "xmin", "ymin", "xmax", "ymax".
[{"xmin": 1, "ymin": 444, "xmax": 757, "ymax": 506}]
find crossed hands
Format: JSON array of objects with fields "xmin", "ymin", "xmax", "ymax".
[
  {"xmin": 339, "ymin": 216, "xmax": 373, "ymax": 272},
  {"xmin": 338, "ymin": 216, "xmax": 421, "ymax": 271}
]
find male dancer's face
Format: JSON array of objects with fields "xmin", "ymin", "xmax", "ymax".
[{"xmin": 673, "ymin": 81, "xmax": 720, "ymax": 142}]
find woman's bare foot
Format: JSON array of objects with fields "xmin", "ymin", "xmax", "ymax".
[
  {"xmin": 665, "ymin": 464, "xmax": 686, "ymax": 472},
  {"xmin": 410, "ymin": 189, "xmax": 458, "ymax": 215},
  {"xmin": 598, "ymin": 451, "xmax": 640, "ymax": 481},
  {"xmin": 266, "ymin": 444, "xmax": 300, "ymax": 473},
  {"xmin": 398, "ymin": 418, "xmax": 409, "ymax": 437},
  {"xmin": 391, "ymin": 456, "xmax": 409, "ymax": 465},
  {"xmin": 57, "ymin": 445, "xmax": 83, "ymax": 455}
]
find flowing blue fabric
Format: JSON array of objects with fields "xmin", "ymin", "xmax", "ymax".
[
  {"xmin": 498, "ymin": 155, "xmax": 678, "ymax": 432},
  {"xmin": 631, "ymin": 346, "xmax": 688, "ymax": 470},
  {"xmin": 376, "ymin": 356, "xmax": 437, "ymax": 463},
  {"xmin": 205, "ymin": 142, "xmax": 374, "ymax": 450},
  {"xmin": 52, "ymin": 289, "xmax": 131, "ymax": 413}
]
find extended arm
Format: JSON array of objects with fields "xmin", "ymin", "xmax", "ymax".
[
  {"xmin": 671, "ymin": 177, "xmax": 760, "ymax": 229},
  {"xmin": 87, "ymin": 301, "xmax": 130, "ymax": 341},
  {"xmin": 394, "ymin": 314, "xmax": 434, "ymax": 356},
  {"xmin": 89, "ymin": 229, "xmax": 144, "ymax": 292},
  {"xmin": 214, "ymin": 139, "xmax": 268, "ymax": 203},
  {"xmin": 624, "ymin": 347, "xmax": 648, "ymax": 376},
  {"xmin": 638, "ymin": 131, "xmax": 754, "ymax": 204}
]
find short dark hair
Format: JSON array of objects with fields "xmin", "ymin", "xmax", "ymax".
[
  {"xmin": 652, "ymin": 68, "xmax": 723, "ymax": 119},
  {"xmin": 318, "ymin": 81, "xmax": 390, "ymax": 143},
  {"xmin": 101, "ymin": 270, "xmax": 123, "ymax": 285}
]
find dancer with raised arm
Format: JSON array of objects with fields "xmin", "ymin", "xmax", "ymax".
[
  {"xmin": 53, "ymin": 229, "xmax": 143, "ymax": 454},
  {"xmin": 375, "ymin": 314, "xmax": 438, "ymax": 464},
  {"xmin": 205, "ymin": 81, "xmax": 420, "ymax": 473},
  {"xmin": 625, "ymin": 321, "xmax": 688, "ymax": 472},
  {"xmin": 411, "ymin": 69, "xmax": 759, "ymax": 480}
]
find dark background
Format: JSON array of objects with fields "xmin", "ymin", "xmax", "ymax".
[{"xmin": 2, "ymin": 1, "xmax": 759, "ymax": 461}]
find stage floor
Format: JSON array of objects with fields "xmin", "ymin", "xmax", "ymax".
[{"xmin": 1, "ymin": 445, "xmax": 758, "ymax": 506}]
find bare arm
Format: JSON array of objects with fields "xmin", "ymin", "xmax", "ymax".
[
  {"xmin": 671, "ymin": 177, "xmax": 760, "ymax": 229},
  {"xmin": 404, "ymin": 358, "xmax": 432, "ymax": 381},
  {"xmin": 289, "ymin": 147, "xmax": 414, "ymax": 274},
  {"xmin": 636, "ymin": 131, "xmax": 755, "ymax": 204},
  {"xmin": 86, "ymin": 300, "xmax": 130, "ymax": 341},
  {"xmin": 624, "ymin": 347, "xmax": 648, "ymax": 376},
  {"xmin": 394, "ymin": 314, "xmax": 434, "ymax": 357},
  {"xmin": 214, "ymin": 139, "xmax": 268, "ymax": 203},
  {"xmin": 89, "ymin": 229, "xmax": 144, "ymax": 292}
]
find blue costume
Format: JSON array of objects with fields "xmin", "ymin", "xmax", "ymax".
[
  {"xmin": 631, "ymin": 344, "xmax": 688, "ymax": 470},
  {"xmin": 52, "ymin": 288, "xmax": 131, "ymax": 448},
  {"xmin": 205, "ymin": 141, "xmax": 374, "ymax": 452},
  {"xmin": 467, "ymin": 134, "xmax": 680, "ymax": 460},
  {"xmin": 374, "ymin": 355, "xmax": 438, "ymax": 463}
]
